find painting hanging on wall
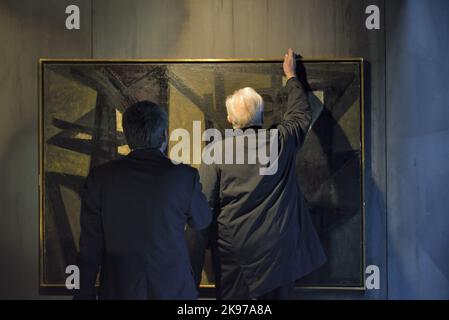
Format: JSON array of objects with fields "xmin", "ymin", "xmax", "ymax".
[{"xmin": 39, "ymin": 59, "xmax": 365, "ymax": 291}]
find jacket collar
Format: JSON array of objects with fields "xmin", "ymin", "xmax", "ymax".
[
  {"xmin": 127, "ymin": 148, "xmax": 166, "ymax": 160},
  {"xmin": 229, "ymin": 125, "xmax": 263, "ymax": 137},
  {"xmin": 240, "ymin": 125, "xmax": 263, "ymax": 131}
]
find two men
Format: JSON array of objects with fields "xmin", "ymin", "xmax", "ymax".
[{"xmin": 76, "ymin": 49, "xmax": 325, "ymax": 300}]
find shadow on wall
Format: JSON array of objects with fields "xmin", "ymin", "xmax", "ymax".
[{"xmin": 295, "ymin": 61, "xmax": 387, "ymax": 299}]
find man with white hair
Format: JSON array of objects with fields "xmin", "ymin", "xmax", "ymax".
[
  {"xmin": 196, "ymin": 49, "xmax": 326, "ymax": 300},
  {"xmin": 225, "ymin": 87, "xmax": 264, "ymax": 129}
]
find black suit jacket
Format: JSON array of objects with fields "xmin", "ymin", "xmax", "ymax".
[
  {"xmin": 197, "ymin": 77, "xmax": 327, "ymax": 298},
  {"xmin": 74, "ymin": 148, "xmax": 211, "ymax": 300}
]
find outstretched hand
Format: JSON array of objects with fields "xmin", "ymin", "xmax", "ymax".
[{"xmin": 283, "ymin": 48, "xmax": 297, "ymax": 80}]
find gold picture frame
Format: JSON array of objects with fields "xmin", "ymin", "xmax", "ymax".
[{"xmin": 39, "ymin": 58, "xmax": 365, "ymax": 292}]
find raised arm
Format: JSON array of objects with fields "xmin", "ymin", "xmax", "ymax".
[{"xmin": 278, "ymin": 48, "xmax": 312, "ymax": 149}]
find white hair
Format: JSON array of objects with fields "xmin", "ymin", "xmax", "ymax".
[{"xmin": 225, "ymin": 87, "xmax": 264, "ymax": 129}]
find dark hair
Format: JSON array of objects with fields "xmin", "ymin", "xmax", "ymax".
[{"xmin": 122, "ymin": 101, "xmax": 168, "ymax": 149}]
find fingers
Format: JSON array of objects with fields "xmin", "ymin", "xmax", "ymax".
[
  {"xmin": 285, "ymin": 48, "xmax": 296, "ymax": 60},
  {"xmin": 283, "ymin": 48, "xmax": 297, "ymax": 79}
]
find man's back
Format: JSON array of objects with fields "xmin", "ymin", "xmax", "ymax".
[
  {"xmin": 76, "ymin": 148, "xmax": 211, "ymax": 300},
  {"xmin": 199, "ymin": 77, "xmax": 326, "ymax": 299}
]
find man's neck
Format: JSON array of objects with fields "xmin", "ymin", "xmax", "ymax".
[{"xmin": 239, "ymin": 125, "xmax": 263, "ymax": 131}]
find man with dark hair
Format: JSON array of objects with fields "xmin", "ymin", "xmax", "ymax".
[
  {"xmin": 122, "ymin": 101, "xmax": 168, "ymax": 150},
  {"xmin": 75, "ymin": 101, "xmax": 211, "ymax": 300}
]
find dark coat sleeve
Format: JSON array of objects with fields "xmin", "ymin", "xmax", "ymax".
[
  {"xmin": 186, "ymin": 169, "xmax": 213, "ymax": 231},
  {"xmin": 278, "ymin": 77, "xmax": 312, "ymax": 149},
  {"xmin": 198, "ymin": 163, "xmax": 220, "ymax": 216},
  {"xmin": 187, "ymin": 163, "xmax": 220, "ymax": 286},
  {"xmin": 74, "ymin": 169, "xmax": 104, "ymax": 300}
]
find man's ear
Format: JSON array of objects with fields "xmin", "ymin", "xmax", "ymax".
[
  {"xmin": 227, "ymin": 115, "xmax": 232, "ymax": 125},
  {"xmin": 160, "ymin": 129, "xmax": 168, "ymax": 153}
]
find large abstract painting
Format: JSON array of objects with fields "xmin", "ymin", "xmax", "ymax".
[{"xmin": 39, "ymin": 59, "xmax": 365, "ymax": 290}]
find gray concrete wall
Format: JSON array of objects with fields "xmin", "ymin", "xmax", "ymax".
[
  {"xmin": 386, "ymin": 0, "xmax": 449, "ymax": 299},
  {"xmin": 0, "ymin": 0, "xmax": 92, "ymax": 299}
]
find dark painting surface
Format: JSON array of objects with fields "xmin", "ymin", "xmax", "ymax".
[{"xmin": 40, "ymin": 60, "xmax": 364, "ymax": 289}]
